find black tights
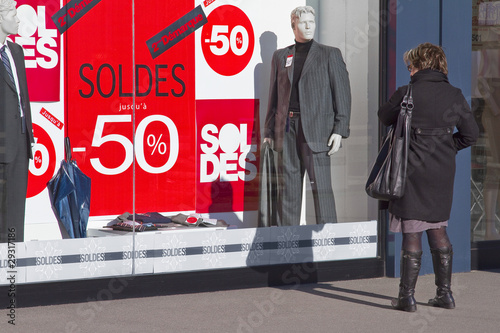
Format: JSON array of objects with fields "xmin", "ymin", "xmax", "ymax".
[{"xmin": 402, "ymin": 227, "xmax": 452, "ymax": 252}]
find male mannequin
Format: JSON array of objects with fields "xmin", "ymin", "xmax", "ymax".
[
  {"xmin": 264, "ymin": 6, "xmax": 351, "ymax": 226},
  {"xmin": 0, "ymin": 0, "xmax": 34, "ymax": 243}
]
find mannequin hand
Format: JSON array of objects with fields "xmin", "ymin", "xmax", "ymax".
[{"xmin": 327, "ymin": 133, "xmax": 342, "ymax": 155}]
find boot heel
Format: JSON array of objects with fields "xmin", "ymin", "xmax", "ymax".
[
  {"xmin": 428, "ymin": 296, "xmax": 455, "ymax": 309},
  {"xmin": 391, "ymin": 297, "xmax": 417, "ymax": 312}
]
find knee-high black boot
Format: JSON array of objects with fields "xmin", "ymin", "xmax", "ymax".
[
  {"xmin": 391, "ymin": 250, "xmax": 422, "ymax": 312},
  {"xmin": 428, "ymin": 247, "xmax": 455, "ymax": 309}
]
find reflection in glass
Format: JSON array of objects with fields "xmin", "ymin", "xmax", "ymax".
[{"xmin": 472, "ymin": 0, "xmax": 500, "ymax": 241}]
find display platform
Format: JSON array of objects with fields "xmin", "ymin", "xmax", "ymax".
[{"xmin": 0, "ymin": 221, "xmax": 377, "ymax": 286}]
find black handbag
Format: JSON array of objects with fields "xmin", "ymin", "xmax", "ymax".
[{"xmin": 366, "ymin": 84, "xmax": 413, "ymax": 200}]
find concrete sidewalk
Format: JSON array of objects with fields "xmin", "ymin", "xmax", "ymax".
[{"xmin": 2, "ymin": 269, "xmax": 499, "ymax": 333}]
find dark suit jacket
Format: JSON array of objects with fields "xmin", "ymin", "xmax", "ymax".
[
  {"xmin": 264, "ymin": 40, "xmax": 351, "ymax": 152},
  {"xmin": 0, "ymin": 41, "xmax": 34, "ymax": 163}
]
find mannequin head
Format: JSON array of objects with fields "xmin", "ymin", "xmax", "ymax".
[
  {"xmin": 291, "ymin": 6, "xmax": 315, "ymax": 43},
  {"xmin": 0, "ymin": 0, "xmax": 18, "ymax": 43}
]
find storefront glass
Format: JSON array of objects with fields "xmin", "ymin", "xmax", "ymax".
[
  {"xmin": 471, "ymin": 0, "xmax": 500, "ymax": 242},
  {"xmin": 1, "ymin": 0, "xmax": 380, "ymax": 285}
]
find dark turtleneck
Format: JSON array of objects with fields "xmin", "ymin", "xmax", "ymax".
[{"xmin": 289, "ymin": 39, "xmax": 313, "ymax": 112}]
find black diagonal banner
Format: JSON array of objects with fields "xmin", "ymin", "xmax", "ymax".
[
  {"xmin": 146, "ymin": 5, "xmax": 207, "ymax": 59},
  {"xmin": 52, "ymin": 0, "xmax": 103, "ymax": 34}
]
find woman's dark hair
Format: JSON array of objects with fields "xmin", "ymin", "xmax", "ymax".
[{"xmin": 404, "ymin": 42, "xmax": 448, "ymax": 75}]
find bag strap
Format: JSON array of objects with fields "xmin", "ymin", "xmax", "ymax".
[{"xmin": 400, "ymin": 83, "xmax": 414, "ymax": 114}]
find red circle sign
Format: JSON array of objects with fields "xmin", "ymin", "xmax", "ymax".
[
  {"xmin": 201, "ymin": 5, "xmax": 255, "ymax": 76},
  {"xmin": 27, "ymin": 124, "xmax": 57, "ymax": 198}
]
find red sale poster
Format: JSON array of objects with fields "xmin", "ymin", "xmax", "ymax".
[
  {"xmin": 196, "ymin": 99, "xmax": 260, "ymax": 213},
  {"xmin": 200, "ymin": 4, "xmax": 255, "ymax": 76},
  {"xmin": 15, "ymin": 0, "xmax": 60, "ymax": 101},
  {"xmin": 194, "ymin": 3, "xmax": 262, "ymax": 217},
  {"xmin": 65, "ymin": 0, "xmax": 196, "ymax": 215}
]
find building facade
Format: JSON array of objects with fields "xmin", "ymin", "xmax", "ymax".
[{"xmin": 0, "ymin": 0, "xmax": 497, "ymax": 306}]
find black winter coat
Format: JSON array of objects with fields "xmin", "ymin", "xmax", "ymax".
[{"xmin": 378, "ymin": 69, "xmax": 479, "ymax": 222}]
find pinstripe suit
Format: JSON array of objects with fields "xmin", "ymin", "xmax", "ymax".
[
  {"xmin": 264, "ymin": 40, "xmax": 351, "ymax": 225},
  {"xmin": 1, "ymin": 41, "xmax": 34, "ymax": 243}
]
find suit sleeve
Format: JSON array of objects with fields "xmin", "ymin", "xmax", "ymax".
[
  {"xmin": 264, "ymin": 50, "xmax": 279, "ymax": 140},
  {"xmin": 329, "ymin": 48, "xmax": 351, "ymax": 138}
]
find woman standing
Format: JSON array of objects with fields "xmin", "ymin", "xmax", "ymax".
[{"xmin": 378, "ymin": 43, "xmax": 479, "ymax": 312}]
